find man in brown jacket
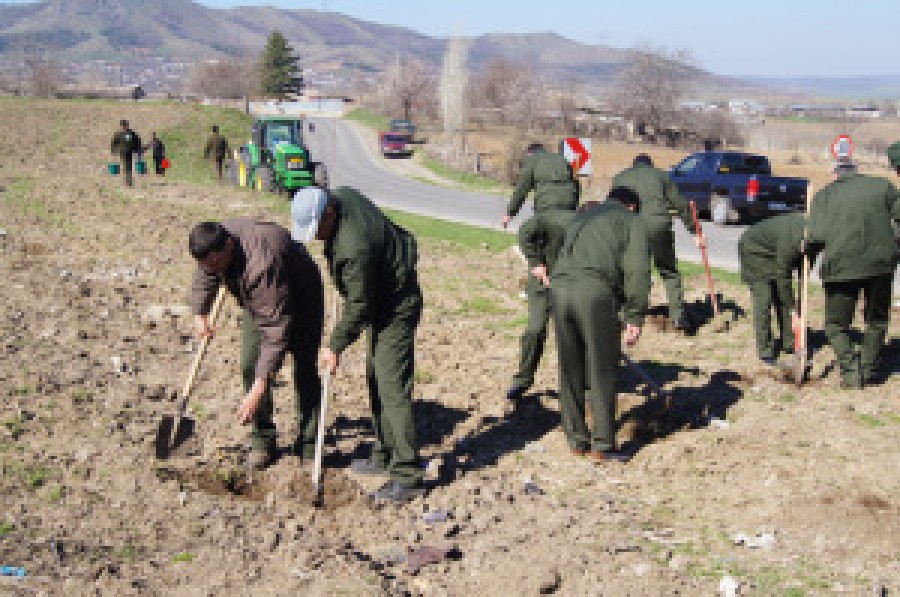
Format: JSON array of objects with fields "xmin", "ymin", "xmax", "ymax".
[{"xmin": 189, "ymin": 219, "xmax": 324, "ymax": 469}]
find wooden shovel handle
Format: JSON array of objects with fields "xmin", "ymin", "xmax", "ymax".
[
  {"xmin": 690, "ymin": 200, "xmax": 720, "ymax": 316},
  {"xmin": 180, "ymin": 285, "xmax": 227, "ymax": 400}
]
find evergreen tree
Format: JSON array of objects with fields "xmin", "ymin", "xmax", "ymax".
[{"xmin": 259, "ymin": 30, "xmax": 303, "ymax": 98}]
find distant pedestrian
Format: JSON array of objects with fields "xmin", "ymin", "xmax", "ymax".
[
  {"xmin": 806, "ymin": 159, "xmax": 898, "ymax": 388},
  {"xmin": 612, "ymin": 154, "xmax": 705, "ymax": 334},
  {"xmin": 110, "ymin": 119, "xmax": 142, "ymax": 187},
  {"xmin": 147, "ymin": 132, "xmax": 166, "ymax": 176},
  {"xmin": 501, "ymin": 142, "xmax": 579, "ymax": 229},
  {"xmin": 550, "ymin": 186, "xmax": 650, "ymax": 462},
  {"xmin": 204, "ymin": 125, "xmax": 230, "ymax": 181}
]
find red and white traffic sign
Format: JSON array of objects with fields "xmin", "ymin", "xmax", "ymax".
[
  {"xmin": 831, "ymin": 134, "xmax": 853, "ymax": 159},
  {"xmin": 561, "ymin": 137, "xmax": 592, "ymax": 176}
]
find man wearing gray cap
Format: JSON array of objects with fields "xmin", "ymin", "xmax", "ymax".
[
  {"xmin": 189, "ymin": 219, "xmax": 324, "ymax": 469},
  {"xmin": 807, "ymin": 158, "xmax": 899, "ymax": 388},
  {"xmin": 293, "ymin": 186, "xmax": 425, "ymax": 503}
]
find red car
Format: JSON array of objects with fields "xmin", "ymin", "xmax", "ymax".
[{"xmin": 379, "ymin": 132, "xmax": 413, "ymax": 158}]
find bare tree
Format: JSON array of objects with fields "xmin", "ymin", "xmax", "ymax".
[
  {"xmin": 470, "ymin": 58, "xmax": 539, "ymax": 128},
  {"xmin": 189, "ymin": 58, "xmax": 259, "ymax": 99},
  {"xmin": 440, "ymin": 36, "xmax": 470, "ymax": 150},
  {"xmin": 613, "ymin": 46, "xmax": 696, "ymax": 136},
  {"xmin": 375, "ymin": 57, "xmax": 436, "ymax": 122},
  {"xmin": 25, "ymin": 56, "xmax": 63, "ymax": 98}
]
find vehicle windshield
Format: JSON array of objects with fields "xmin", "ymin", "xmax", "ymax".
[
  {"xmin": 264, "ymin": 122, "xmax": 301, "ymax": 149},
  {"xmin": 718, "ymin": 154, "xmax": 771, "ymax": 175},
  {"xmin": 382, "ymin": 134, "xmax": 408, "ymax": 143}
]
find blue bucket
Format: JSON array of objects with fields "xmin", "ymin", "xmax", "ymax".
[
  {"xmin": 135, "ymin": 160, "xmax": 147, "ymax": 175},
  {"xmin": 108, "ymin": 162, "xmax": 121, "ymax": 175}
]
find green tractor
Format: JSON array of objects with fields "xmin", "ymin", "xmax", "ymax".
[{"xmin": 229, "ymin": 117, "xmax": 328, "ymax": 195}]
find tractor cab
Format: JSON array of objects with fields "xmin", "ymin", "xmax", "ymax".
[{"xmin": 234, "ymin": 117, "xmax": 327, "ymax": 195}]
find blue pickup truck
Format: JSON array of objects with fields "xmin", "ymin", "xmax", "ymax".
[{"xmin": 669, "ymin": 151, "xmax": 808, "ymax": 224}]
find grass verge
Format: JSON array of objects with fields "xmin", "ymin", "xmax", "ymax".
[{"xmin": 344, "ymin": 108, "xmax": 389, "ymax": 131}]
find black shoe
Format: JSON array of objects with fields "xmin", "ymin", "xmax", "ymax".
[
  {"xmin": 759, "ymin": 356, "xmax": 777, "ymax": 366},
  {"xmin": 350, "ymin": 458, "xmax": 389, "ymax": 476},
  {"xmin": 506, "ymin": 384, "xmax": 530, "ymax": 400},
  {"xmin": 370, "ymin": 480, "xmax": 425, "ymax": 503},
  {"xmin": 672, "ymin": 317, "xmax": 695, "ymax": 335}
]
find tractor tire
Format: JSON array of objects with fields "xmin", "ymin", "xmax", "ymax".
[{"xmin": 313, "ymin": 163, "xmax": 329, "ymax": 189}]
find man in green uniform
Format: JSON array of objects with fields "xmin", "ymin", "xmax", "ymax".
[
  {"xmin": 204, "ymin": 125, "xmax": 230, "ymax": 181},
  {"xmin": 612, "ymin": 154, "xmax": 702, "ymax": 333},
  {"xmin": 110, "ymin": 119, "xmax": 141, "ymax": 187},
  {"xmin": 550, "ymin": 187, "xmax": 651, "ymax": 462},
  {"xmin": 502, "ymin": 142, "xmax": 579, "ymax": 399},
  {"xmin": 807, "ymin": 160, "xmax": 899, "ymax": 388},
  {"xmin": 506, "ymin": 209, "xmax": 576, "ymax": 400},
  {"xmin": 189, "ymin": 219, "xmax": 324, "ymax": 469},
  {"xmin": 738, "ymin": 213, "xmax": 809, "ymax": 366},
  {"xmin": 292, "ymin": 186, "xmax": 425, "ymax": 503},
  {"xmin": 501, "ymin": 142, "xmax": 579, "ymax": 229}
]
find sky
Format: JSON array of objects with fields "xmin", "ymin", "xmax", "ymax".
[{"xmin": 193, "ymin": 0, "xmax": 899, "ymax": 78}]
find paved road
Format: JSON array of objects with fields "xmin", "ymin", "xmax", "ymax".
[{"xmin": 306, "ymin": 116, "xmax": 899, "ymax": 295}]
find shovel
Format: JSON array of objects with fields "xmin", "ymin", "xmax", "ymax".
[
  {"xmin": 154, "ymin": 285, "xmax": 227, "ymax": 459},
  {"xmin": 311, "ymin": 288, "xmax": 339, "ymax": 507},
  {"xmin": 793, "ymin": 184, "xmax": 814, "ymax": 386},
  {"xmin": 690, "ymin": 200, "xmax": 729, "ymax": 332}
]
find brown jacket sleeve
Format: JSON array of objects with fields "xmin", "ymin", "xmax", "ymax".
[
  {"xmin": 242, "ymin": 257, "xmax": 292, "ymax": 380},
  {"xmin": 191, "ymin": 268, "xmax": 221, "ymax": 316}
]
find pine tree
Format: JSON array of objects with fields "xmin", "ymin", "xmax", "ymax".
[{"xmin": 259, "ymin": 30, "xmax": 303, "ymax": 99}]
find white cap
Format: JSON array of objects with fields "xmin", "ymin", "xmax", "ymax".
[{"xmin": 291, "ymin": 187, "xmax": 329, "ymax": 242}]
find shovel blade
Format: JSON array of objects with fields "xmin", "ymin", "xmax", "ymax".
[{"xmin": 153, "ymin": 415, "xmax": 196, "ymax": 460}]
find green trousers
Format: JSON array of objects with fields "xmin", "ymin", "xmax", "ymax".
[
  {"xmin": 120, "ymin": 153, "xmax": 134, "ymax": 187},
  {"xmin": 512, "ymin": 279, "xmax": 550, "ymax": 388},
  {"xmin": 823, "ymin": 273, "xmax": 893, "ymax": 384},
  {"xmin": 646, "ymin": 220, "xmax": 685, "ymax": 322},
  {"xmin": 551, "ymin": 281, "xmax": 621, "ymax": 452},
  {"xmin": 749, "ymin": 277, "xmax": 795, "ymax": 360},
  {"xmin": 241, "ymin": 289, "xmax": 324, "ymax": 456},
  {"xmin": 365, "ymin": 288, "xmax": 424, "ymax": 487}
]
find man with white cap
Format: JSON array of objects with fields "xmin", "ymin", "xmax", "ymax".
[
  {"xmin": 189, "ymin": 218, "xmax": 324, "ymax": 470},
  {"xmin": 293, "ymin": 186, "xmax": 425, "ymax": 503},
  {"xmin": 807, "ymin": 158, "xmax": 899, "ymax": 388}
]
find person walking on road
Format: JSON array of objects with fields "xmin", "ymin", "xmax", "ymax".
[
  {"xmin": 506, "ymin": 208, "xmax": 576, "ymax": 400},
  {"xmin": 189, "ymin": 219, "xmax": 324, "ymax": 469},
  {"xmin": 550, "ymin": 187, "xmax": 651, "ymax": 462},
  {"xmin": 204, "ymin": 125, "xmax": 230, "ymax": 181},
  {"xmin": 807, "ymin": 160, "xmax": 898, "ymax": 389},
  {"xmin": 738, "ymin": 213, "xmax": 813, "ymax": 367},
  {"xmin": 110, "ymin": 119, "xmax": 141, "ymax": 187},
  {"xmin": 292, "ymin": 186, "xmax": 425, "ymax": 504},
  {"xmin": 501, "ymin": 142, "xmax": 579, "ymax": 229},
  {"xmin": 612, "ymin": 154, "xmax": 704, "ymax": 334}
]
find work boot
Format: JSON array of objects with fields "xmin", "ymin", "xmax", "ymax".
[
  {"xmin": 589, "ymin": 449, "xmax": 631, "ymax": 464},
  {"xmin": 570, "ymin": 448, "xmax": 589, "ymax": 457},
  {"xmin": 248, "ymin": 448, "xmax": 277, "ymax": 471},
  {"xmin": 672, "ymin": 315, "xmax": 696, "ymax": 336},
  {"xmin": 350, "ymin": 458, "xmax": 389, "ymax": 477},
  {"xmin": 370, "ymin": 480, "xmax": 426, "ymax": 504},
  {"xmin": 505, "ymin": 384, "xmax": 530, "ymax": 400}
]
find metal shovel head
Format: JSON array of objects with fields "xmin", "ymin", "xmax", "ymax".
[{"xmin": 153, "ymin": 413, "xmax": 195, "ymax": 460}]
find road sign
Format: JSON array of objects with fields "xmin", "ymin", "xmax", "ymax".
[
  {"xmin": 560, "ymin": 137, "xmax": 592, "ymax": 176},
  {"xmin": 831, "ymin": 134, "xmax": 853, "ymax": 159}
]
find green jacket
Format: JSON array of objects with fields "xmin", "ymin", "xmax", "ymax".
[
  {"xmin": 204, "ymin": 133, "xmax": 230, "ymax": 160},
  {"xmin": 552, "ymin": 202, "xmax": 651, "ymax": 326},
  {"xmin": 738, "ymin": 213, "xmax": 807, "ymax": 284},
  {"xmin": 324, "ymin": 187, "xmax": 420, "ymax": 353},
  {"xmin": 507, "ymin": 150, "xmax": 579, "ymax": 217},
  {"xmin": 809, "ymin": 173, "xmax": 899, "ymax": 282},
  {"xmin": 611, "ymin": 163, "xmax": 693, "ymax": 231},
  {"xmin": 518, "ymin": 209, "xmax": 576, "ymax": 271},
  {"xmin": 110, "ymin": 129, "xmax": 141, "ymax": 157}
]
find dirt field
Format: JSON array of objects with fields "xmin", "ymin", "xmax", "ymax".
[{"xmin": 0, "ymin": 99, "xmax": 897, "ymax": 595}]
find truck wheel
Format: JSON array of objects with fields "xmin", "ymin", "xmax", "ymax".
[
  {"xmin": 313, "ymin": 163, "xmax": 329, "ymax": 189},
  {"xmin": 711, "ymin": 194, "xmax": 739, "ymax": 225}
]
